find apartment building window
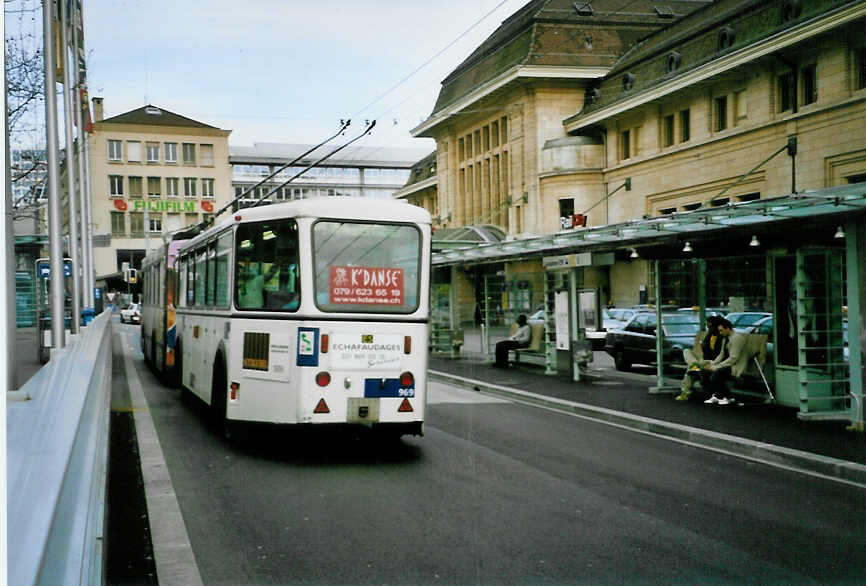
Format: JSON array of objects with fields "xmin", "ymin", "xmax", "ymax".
[
  {"xmin": 149, "ymin": 215, "xmax": 162, "ymax": 233},
  {"xmin": 183, "ymin": 177, "xmax": 197, "ymax": 197},
  {"xmin": 778, "ymin": 71, "xmax": 794, "ymax": 112},
  {"xmin": 663, "ymin": 114, "xmax": 675, "ymax": 147},
  {"xmin": 109, "ymin": 174, "xmax": 124, "ymax": 196},
  {"xmin": 164, "ymin": 142, "xmax": 178, "ymax": 163},
  {"xmin": 458, "ymin": 138, "xmax": 465, "ymax": 161},
  {"xmin": 680, "ymin": 109, "xmax": 690, "ymax": 142},
  {"xmin": 146, "ymin": 142, "xmax": 160, "ymax": 163},
  {"xmin": 166, "ymin": 177, "xmax": 179, "ymax": 197},
  {"xmin": 127, "ymin": 141, "xmax": 142, "ymax": 162},
  {"xmin": 802, "ymin": 64, "xmax": 817, "ymax": 105},
  {"xmin": 482, "ymin": 126, "xmax": 490, "ymax": 151},
  {"xmin": 110, "ymin": 212, "xmax": 125, "ymax": 236},
  {"xmin": 492, "ymin": 120, "xmax": 499, "ymax": 148},
  {"xmin": 234, "ymin": 186, "xmax": 245, "ymax": 198},
  {"xmin": 500, "ymin": 117, "xmax": 508, "ymax": 144},
  {"xmin": 130, "ymin": 212, "xmax": 144, "ymax": 236},
  {"xmin": 182, "ymin": 143, "xmax": 196, "ymax": 165},
  {"xmin": 620, "ymin": 129, "xmax": 631, "ymax": 160},
  {"xmin": 147, "ymin": 176, "xmax": 161, "ymax": 197},
  {"xmin": 714, "ymin": 96, "xmax": 728, "ymax": 131},
  {"xmin": 129, "ymin": 176, "xmax": 143, "ymax": 198},
  {"xmin": 199, "ymin": 144, "xmax": 214, "ymax": 166},
  {"xmin": 108, "ymin": 140, "xmax": 122, "ymax": 161},
  {"xmin": 559, "ymin": 199, "xmax": 574, "ymax": 228},
  {"xmin": 201, "ymin": 178, "xmax": 214, "ymax": 198},
  {"xmin": 734, "ymin": 89, "xmax": 748, "ymax": 124}
]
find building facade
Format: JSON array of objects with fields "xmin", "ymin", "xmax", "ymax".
[
  {"xmin": 418, "ymin": 0, "xmax": 866, "ymax": 425},
  {"xmin": 88, "ymin": 99, "xmax": 232, "ymax": 280},
  {"xmin": 229, "ymin": 143, "xmax": 428, "ymax": 206}
]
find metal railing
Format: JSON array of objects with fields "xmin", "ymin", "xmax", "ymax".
[{"xmin": 7, "ymin": 310, "xmax": 112, "ymax": 585}]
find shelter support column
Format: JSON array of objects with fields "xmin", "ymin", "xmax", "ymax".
[
  {"xmin": 650, "ymin": 259, "xmax": 679, "ymax": 393},
  {"xmin": 846, "ymin": 219, "xmax": 865, "ymax": 432}
]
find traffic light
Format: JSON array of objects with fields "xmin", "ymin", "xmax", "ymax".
[{"xmin": 129, "ymin": 268, "xmax": 137, "ymax": 284}]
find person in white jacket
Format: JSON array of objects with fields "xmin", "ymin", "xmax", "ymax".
[
  {"xmin": 494, "ymin": 314, "xmax": 531, "ymax": 368},
  {"xmin": 702, "ymin": 318, "xmax": 744, "ymax": 405}
]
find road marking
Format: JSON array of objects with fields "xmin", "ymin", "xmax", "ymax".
[
  {"xmin": 122, "ymin": 331, "xmax": 204, "ymax": 586},
  {"xmin": 427, "ymin": 380, "xmax": 511, "ymax": 404}
]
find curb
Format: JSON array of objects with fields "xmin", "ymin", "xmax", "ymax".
[{"xmin": 429, "ymin": 369, "xmax": 866, "ymax": 488}]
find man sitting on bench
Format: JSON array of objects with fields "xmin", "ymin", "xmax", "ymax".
[
  {"xmin": 703, "ymin": 318, "xmax": 744, "ymax": 406},
  {"xmin": 494, "ymin": 314, "xmax": 531, "ymax": 368}
]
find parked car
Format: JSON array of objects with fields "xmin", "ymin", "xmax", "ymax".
[
  {"xmin": 727, "ymin": 311, "xmax": 773, "ymax": 332},
  {"xmin": 120, "ymin": 303, "xmax": 141, "ymax": 324},
  {"xmin": 676, "ymin": 307, "xmax": 728, "ymax": 318},
  {"xmin": 604, "ymin": 312, "xmax": 701, "ymax": 371},
  {"xmin": 606, "ymin": 308, "xmax": 640, "ymax": 328}
]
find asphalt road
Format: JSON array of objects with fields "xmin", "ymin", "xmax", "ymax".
[{"xmin": 117, "ymin": 327, "xmax": 866, "ymax": 585}]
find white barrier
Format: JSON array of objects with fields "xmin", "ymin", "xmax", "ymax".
[{"xmin": 7, "ymin": 310, "xmax": 112, "ymax": 585}]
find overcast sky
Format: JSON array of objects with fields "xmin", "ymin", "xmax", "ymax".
[{"xmin": 80, "ymin": 0, "xmax": 525, "ymax": 152}]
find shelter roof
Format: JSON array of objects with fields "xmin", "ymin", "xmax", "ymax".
[{"xmin": 432, "ymin": 183, "xmax": 866, "ymax": 266}]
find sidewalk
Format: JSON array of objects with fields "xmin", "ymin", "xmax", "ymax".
[{"xmin": 428, "ymin": 350, "xmax": 866, "ymax": 482}]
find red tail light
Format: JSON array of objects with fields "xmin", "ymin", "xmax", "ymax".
[
  {"xmin": 404, "ymin": 335, "xmax": 411, "ymax": 354},
  {"xmin": 320, "ymin": 334, "xmax": 329, "ymax": 353},
  {"xmin": 315, "ymin": 371, "xmax": 331, "ymax": 387},
  {"xmin": 399, "ymin": 371, "xmax": 414, "ymax": 387}
]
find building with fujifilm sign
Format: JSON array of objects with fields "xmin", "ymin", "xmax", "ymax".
[{"xmin": 88, "ymin": 98, "xmax": 232, "ymax": 283}]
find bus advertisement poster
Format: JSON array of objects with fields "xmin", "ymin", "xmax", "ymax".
[{"xmin": 329, "ymin": 266, "xmax": 404, "ymax": 305}]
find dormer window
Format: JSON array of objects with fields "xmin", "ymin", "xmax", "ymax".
[{"xmin": 573, "ymin": 1, "xmax": 593, "ymax": 17}]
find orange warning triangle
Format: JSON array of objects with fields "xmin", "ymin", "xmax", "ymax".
[
  {"xmin": 314, "ymin": 398, "xmax": 330, "ymax": 413},
  {"xmin": 398, "ymin": 398, "xmax": 413, "ymax": 412}
]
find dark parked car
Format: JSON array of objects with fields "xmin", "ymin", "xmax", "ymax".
[{"xmin": 604, "ymin": 312, "xmax": 701, "ymax": 371}]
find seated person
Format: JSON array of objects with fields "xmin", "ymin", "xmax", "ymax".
[
  {"xmin": 702, "ymin": 318, "xmax": 743, "ymax": 406},
  {"xmin": 494, "ymin": 314, "xmax": 531, "ymax": 368},
  {"xmin": 675, "ymin": 315, "xmax": 723, "ymax": 401}
]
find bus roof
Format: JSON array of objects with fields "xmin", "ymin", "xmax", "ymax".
[{"xmin": 179, "ymin": 197, "xmax": 432, "ymax": 251}]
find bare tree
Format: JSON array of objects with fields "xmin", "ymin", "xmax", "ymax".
[{"xmin": 5, "ymin": 0, "xmax": 47, "ymax": 219}]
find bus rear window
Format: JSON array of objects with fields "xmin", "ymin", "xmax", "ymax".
[
  {"xmin": 313, "ymin": 220, "xmax": 420, "ymax": 313},
  {"xmin": 235, "ymin": 219, "xmax": 300, "ymax": 311}
]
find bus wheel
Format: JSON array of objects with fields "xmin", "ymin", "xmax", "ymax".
[{"xmin": 211, "ymin": 358, "xmax": 233, "ymax": 440}]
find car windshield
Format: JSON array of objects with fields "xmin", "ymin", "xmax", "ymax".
[{"xmin": 661, "ymin": 314, "xmax": 700, "ymax": 336}]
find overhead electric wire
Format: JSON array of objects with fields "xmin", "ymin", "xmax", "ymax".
[
  {"xmin": 251, "ymin": 120, "xmax": 377, "ymax": 208},
  {"xmin": 350, "ymin": 0, "xmax": 512, "ymax": 120},
  {"xmin": 206, "ymin": 119, "xmax": 352, "ymax": 224}
]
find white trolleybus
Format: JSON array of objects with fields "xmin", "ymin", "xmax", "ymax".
[{"xmin": 143, "ymin": 197, "xmax": 431, "ymax": 438}]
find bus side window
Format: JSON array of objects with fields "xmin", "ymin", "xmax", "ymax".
[
  {"xmin": 216, "ymin": 231, "xmax": 232, "ymax": 308},
  {"xmin": 206, "ymin": 241, "xmax": 216, "ymax": 307}
]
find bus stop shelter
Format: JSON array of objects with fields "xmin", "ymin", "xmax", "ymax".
[{"xmin": 431, "ymin": 183, "xmax": 866, "ymax": 429}]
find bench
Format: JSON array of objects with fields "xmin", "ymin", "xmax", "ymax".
[
  {"xmin": 688, "ymin": 331, "xmax": 774, "ymax": 402},
  {"xmin": 508, "ymin": 322, "xmax": 546, "ymax": 365}
]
